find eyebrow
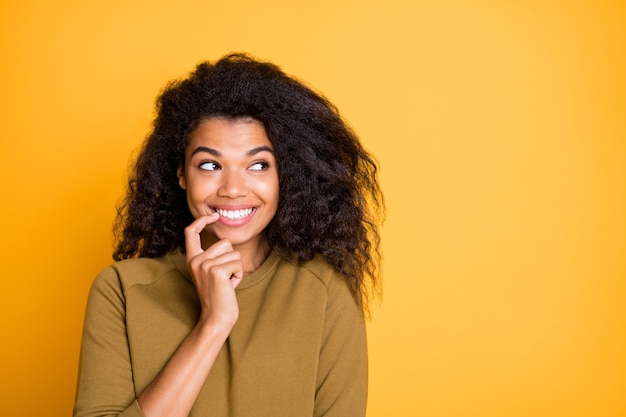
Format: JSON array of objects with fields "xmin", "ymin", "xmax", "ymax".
[{"xmin": 191, "ymin": 145, "xmax": 274, "ymax": 157}]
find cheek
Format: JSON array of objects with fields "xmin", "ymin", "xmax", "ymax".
[
  {"xmin": 184, "ymin": 189, "xmax": 201, "ymax": 216},
  {"xmin": 262, "ymin": 177, "xmax": 280, "ymax": 207},
  {"xmin": 184, "ymin": 180, "xmax": 217, "ymax": 215},
  {"xmin": 186, "ymin": 177, "xmax": 216, "ymax": 198}
]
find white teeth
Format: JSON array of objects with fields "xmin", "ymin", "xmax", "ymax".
[{"xmin": 216, "ymin": 208, "xmax": 254, "ymax": 219}]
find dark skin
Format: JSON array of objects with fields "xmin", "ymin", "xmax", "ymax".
[
  {"xmin": 138, "ymin": 213, "xmax": 242, "ymax": 417},
  {"xmin": 137, "ymin": 118, "xmax": 278, "ymax": 417}
]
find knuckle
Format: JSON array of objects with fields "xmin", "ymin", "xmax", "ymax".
[
  {"xmin": 208, "ymin": 264, "xmax": 231, "ymax": 280},
  {"xmin": 200, "ymin": 259, "xmax": 215, "ymax": 273},
  {"xmin": 189, "ymin": 258, "xmax": 203, "ymax": 273}
]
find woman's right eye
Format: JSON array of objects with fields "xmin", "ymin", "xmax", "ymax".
[{"xmin": 199, "ymin": 161, "xmax": 221, "ymax": 171}]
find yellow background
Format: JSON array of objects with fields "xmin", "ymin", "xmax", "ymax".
[{"xmin": 1, "ymin": 1, "xmax": 625, "ymax": 416}]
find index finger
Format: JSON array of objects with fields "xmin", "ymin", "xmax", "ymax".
[{"xmin": 184, "ymin": 213, "xmax": 220, "ymax": 259}]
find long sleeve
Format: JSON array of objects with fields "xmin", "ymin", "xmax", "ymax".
[
  {"xmin": 314, "ymin": 273, "xmax": 368, "ymax": 417},
  {"xmin": 74, "ymin": 266, "xmax": 144, "ymax": 417},
  {"xmin": 74, "ymin": 253, "xmax": 369, "ymax": 417}
]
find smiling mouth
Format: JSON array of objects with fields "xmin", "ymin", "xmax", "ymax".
[{"xmin": 214, "ymin": 207, "xmax": 255, "ymax": 220}]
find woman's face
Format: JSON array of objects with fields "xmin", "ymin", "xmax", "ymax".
[{"xmin": 178, "ymin": 117, "xmax": 279, "ymax": 253}]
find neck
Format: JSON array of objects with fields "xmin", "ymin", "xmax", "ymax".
[{"xmin": 200, "ymin": 232, "xmax": 271, "ymax": 276}]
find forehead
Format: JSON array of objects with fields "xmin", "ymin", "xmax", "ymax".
[{"xmin": 187, "ymin": 117, "xmax": 272, "ymax": 151}]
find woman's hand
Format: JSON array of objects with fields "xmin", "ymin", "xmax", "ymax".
[
  {"xmin": 136, "ymin": 213, "xmax": 243, "ymax": 417},
  {"xmin": 184, "ymin": 213, "xmax": 243, "ymax": 330}
]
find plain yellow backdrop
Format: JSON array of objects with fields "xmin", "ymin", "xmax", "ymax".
[{"xmin": 1, "ymin": 1, "xmax": 625, "ymax": 416}]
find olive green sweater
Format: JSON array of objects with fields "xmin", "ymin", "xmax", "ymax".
[{"xmin": 74, "ymin": 251, "xmax": 367, "ymax": 417}]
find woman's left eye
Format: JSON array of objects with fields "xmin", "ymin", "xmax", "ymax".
[{"xmin": 249, "ymin": 161, "xmax": 269, "ymax": 171}]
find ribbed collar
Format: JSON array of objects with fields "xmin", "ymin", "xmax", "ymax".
[{"xmin": 168, "ymin": 249, "xmax": 280, "ymax": 290}]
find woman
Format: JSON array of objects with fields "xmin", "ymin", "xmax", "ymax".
[{"xmin": 74, "ymin": 53, "xmax": 383, "ymax": 417}]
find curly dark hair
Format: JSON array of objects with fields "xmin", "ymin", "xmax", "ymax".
[{"xmin": 114, "ymin": 53, "xmax": 384, "ymax": 309}]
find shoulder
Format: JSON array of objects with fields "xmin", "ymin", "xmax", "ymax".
[
  {"xmin": 278, "ymin": 254, "xmax": 336, "ymax": 286},
  {"xmin": 91, "ymin": 252, "xmax": 185, "ymax": 296},
  {"xmin": 281, "ymin": 255, "xmax": 358, "ymax": 304}
]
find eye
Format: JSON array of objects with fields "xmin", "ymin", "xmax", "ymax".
[
  {"xmin": 249, "ymin": 161, "xmax": 270, "ymax": 171},
  {"xmin": 199, "ymin": 161, "xmax": 221, "ymax": 171}
]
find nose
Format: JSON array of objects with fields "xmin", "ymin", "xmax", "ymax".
[{"xmin": 217, "ymin": 169, "xmax": 248, "ymax": 198}]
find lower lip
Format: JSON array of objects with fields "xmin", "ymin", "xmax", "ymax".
[{"xmin": 215, "ymin": 209, "xmax": 257, "ymax": 227}]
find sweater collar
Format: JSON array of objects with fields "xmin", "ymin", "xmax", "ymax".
[{"xmin": 168, "ymin": 249, "xmax": 280, "ymax": 290}]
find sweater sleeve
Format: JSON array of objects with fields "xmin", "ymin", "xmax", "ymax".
[
  {"xmin": 74, "ymin": 266, "xmax": 145, "ymax": 417},
  {"xmin": 314, "ymin": 273, "xmax": 368, "ymax": 417}
]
